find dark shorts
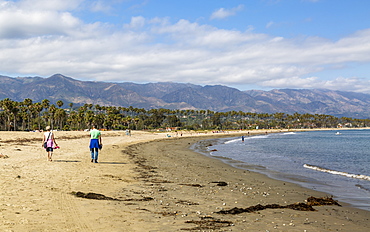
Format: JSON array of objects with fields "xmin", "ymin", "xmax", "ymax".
[{"xmin": 46, "ymin": 147, "xmax": 53, "ymax": 152}]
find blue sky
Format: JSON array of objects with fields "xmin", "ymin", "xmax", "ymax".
[{"xmin": 1, "ymin": 0, "xmax": 370, "ymax": 92}]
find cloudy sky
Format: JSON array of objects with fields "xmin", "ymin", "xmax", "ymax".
[{"xmin": 1, "ymin": 0, "xmax": 370, "ymax": 92}]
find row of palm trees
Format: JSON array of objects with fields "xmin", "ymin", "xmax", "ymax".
[{"xmin": 0, "ymin": 98, "xmax": 369, "ymax": 131}]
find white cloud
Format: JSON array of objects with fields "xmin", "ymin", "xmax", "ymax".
[
  {"xmin": 261, "ymin": 76, "xmax": 321, "ymax": 88},
  {"xmin": 210, "ymin": 5, "xmax": 244, "ymax": 20},
  {"xmin": 124, "ymin": 16, "xmax": 146, "ymax": 29},
  {"xmin": 18, "ymin": 0, "xmax": 84, "ymax": 11},
  {"xmin": 0, "ymin": 0, "xmax": 83, "ymax": 38},
  {"xmin": 89, "ymin": 0, "xmax": 113, "ymax": 13},
  {"xmin": 1, "ymin": 1, "xmax": 370, "ymax": 93},
  {"xmin": 266, "ymin": 21, "xmax": 274, "ymax": 28},
  {"xmin": 260, "ymin": 76, "xmax": 370, "ymax": 93}
]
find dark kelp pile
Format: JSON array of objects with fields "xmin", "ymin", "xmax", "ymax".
[
  {"xmin": 215, "ymin": 196, "xmax": 341, "ymax": 214},
  {"xmin": 71, "ymin": 191, "xmax": 153, "ymax": 202},
  {"xmin": 71, "ymin": 191, "xmax": 122, "ymax": 201},
  {"xmin": 306, "ymin": 196, "xmax": 342, "ymax": 206},
  {"xmin": 179, "ymin": 183, "xmax": 203, "ymax": 187},
  {"xmin": 182, "ymin": 217, "xmax": 233, "ymax": 231},
  {"xmin": 210, "ymin": 181, "xmax": 228, "ymax": 186}
]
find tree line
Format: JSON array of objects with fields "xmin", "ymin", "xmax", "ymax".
[{"xmin": 0, "ymin": 98, "xmax": 369, "ymax": 131}]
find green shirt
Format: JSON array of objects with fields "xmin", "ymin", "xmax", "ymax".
[{"xmin": 90, "ymin": 129, "xmax": 101, "ymax": 139}]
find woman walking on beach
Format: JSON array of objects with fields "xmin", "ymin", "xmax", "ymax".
[
  {"xmin": 89, "ymin": 125, "xmax": 102, "ymax": 163},
  {"xmin": 42, "ymin": 126, "xmax": 58, "ymax": 162}
]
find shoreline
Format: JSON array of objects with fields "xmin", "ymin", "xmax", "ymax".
[
  {"xmin": 0, "ymin": 130, "xmax": 369, "ymax": 231},
  {"xmin": 191, "ymin": 131, "xmax": 370, "ymax": 212},
  {"xmin": 126, "ymin": 135, "xmax": 370, "ymax": 231}
]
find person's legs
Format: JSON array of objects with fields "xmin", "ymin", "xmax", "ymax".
[
  {"xmin": 46, "ymin": 148, "xmax": 53, "ymax": 161},
  {"xmin": 94, "ymin": 148, "xmax": 99, "ymax": 163},
  {"xmin": 90, "ymin": 148, "xmax": 95, "ymax": 162},
  {"xmin": 90, "ymin": 139, "xmax": 100, "ymax": 163},
  {"xmin": 90, "ymin": 148, "xmax": 99, "ymax": 163},
  {"xmin": 48, "ymin": 151, "xmax": 53, "ymax": 161}
]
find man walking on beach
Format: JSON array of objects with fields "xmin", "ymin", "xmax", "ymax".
[{"xmin": 89, "ymin": 125, "xmax": 102, "ymax": 163}]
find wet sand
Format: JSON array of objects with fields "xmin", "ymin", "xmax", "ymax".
[{"xmin": 0, "ymin": 130, "xmax": 369, "ymax": 231}]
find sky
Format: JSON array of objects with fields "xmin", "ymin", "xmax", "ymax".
[{"xmin": 1, "ymin": 0, "xmax": 370, "ymax": 92}]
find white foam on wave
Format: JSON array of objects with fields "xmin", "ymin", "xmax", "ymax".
[
  {"xmin": 225, "ymin": 138, "xmax": 241, "ymax": 144},
  {"xmin": 249, "ymin": 135, "xmax": 269, "ymax": 139},
  {"xmin": 225, "ymin": 134, "xmax": 270, "ymax": 144},
  {"xmin": 282, "ymin": 132, "xmax": 296, "ymax": 135},
  {"xmin": 303, "ymin": 164, "xmax": 370, "ymax": 181},
  {"xmin": 223, "ymin": 131, "xmax": 296, "ymax": 145}
]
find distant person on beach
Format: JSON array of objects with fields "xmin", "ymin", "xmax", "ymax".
[
  {"xmin": 42, "ymin": 126, "xmax": 58, "ymax": 162},
  {"xmin": 242, "ymin": 135, "xmax": 245, "ymax": 142},
  {"xmin": 89, "ymin": 125, "xmax": 102, "ymax": 163}
]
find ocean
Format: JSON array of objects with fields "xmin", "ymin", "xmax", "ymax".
[{"xmin": 193, "ymin": 129, "xmax": 370, "ymax": 211}]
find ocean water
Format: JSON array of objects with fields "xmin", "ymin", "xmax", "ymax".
[{"xmin": 195, "ymin": 130, "xmax": 370, "ymax": 211}]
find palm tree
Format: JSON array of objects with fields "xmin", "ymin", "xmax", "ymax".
[
  {"xmin": 49, "ymin": 104, "xmax": 57, "ymax": 129},
  {"xmin": 22, "ymin": 98, "xmax": 33, "ymax": 130},
  {"xmin": 32, "ymin": 102, "xmax": 43, "ymax": 130},
  {"xmin": 0, "ymin": 98, "xmax": 18, "ymax": 131},
  {"xmin": 41, "ymin": 99, "xmax": 50, "ymax": 110},
  {"xmin": 69, "ymin": 102, "xmax": 74, "ymax": 112},
  {"xmin": 77, "ymin": 107, "xmax": 86, "ymax": 129},
  {"xmin": 0, "ymin": 110, "xmax": 6, "ymax": 130},
  {"xmin": 56, "ymin": 100, "xmax": 64, "ymax": 108},
  {"xmin": 41, "ymin": 99, "xmax": 50, "ymax": 127},
  {"xmin": 19, "ymin": 106, "xmax": 28, "ymax": 131},
  {"xmin": 84, "ymin": 110, "xmax": 95, "ymax": 129},
  {"xmin": 67, "ymin": 111, "xmax": 78, "ymax": 130},
  {"xmin": 55, "ymin": 108, "xmax": 67, "ymax": 130}
]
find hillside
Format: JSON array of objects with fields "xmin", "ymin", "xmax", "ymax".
[{"xmin": 1, "ymin": 74, "xmax": 370, "ymax": 118}]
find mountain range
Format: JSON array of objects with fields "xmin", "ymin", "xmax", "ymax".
[{"xmin": 1, "ymin": 74, "xmax": 370, "ymax": 118}]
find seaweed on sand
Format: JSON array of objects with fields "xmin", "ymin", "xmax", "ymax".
[
  {"xmin": 71, "ymin": 191, "xmax": 153, "ymax": 202},
  {"xmin": 307, "ymin": 196, "xmax": 342, "ymax": 206},
  {"xmin": 215, "ymin": 196, "xmax": 341, "ymax": 214},
  {"xmin": 71, "ymin": 191, "xmax": 121, "ymax": 201},
  {"xmin": 210, "ymin": 181, "xmax": 228, "ymax": 186},
  {"xmin": 182, "ymin": 217, "xmax": 233, "ymax": 231}
]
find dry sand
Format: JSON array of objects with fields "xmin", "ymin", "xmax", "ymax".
[{"xmin": 0, "ymin": 129, "xmax": 369, "ymax": 231}]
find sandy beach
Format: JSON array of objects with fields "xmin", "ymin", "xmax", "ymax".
[{"xmin": 0, "ymin": 129, "xmax": 369, "ymax": 231}]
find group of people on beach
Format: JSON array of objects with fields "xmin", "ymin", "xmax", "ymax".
[{"xmin": 41, "ymin": 125, "xmax": 102, "ymax": 163}]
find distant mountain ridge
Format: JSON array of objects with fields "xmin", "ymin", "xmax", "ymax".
[{"xmin": 1, "ymin": 74, "xmax": 370, "ymax": 118}]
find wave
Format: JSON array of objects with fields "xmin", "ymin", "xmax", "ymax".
[
  {"xmin": 225, "ymin": 132, "xmax": 295, "ymax": 144},
  {"xmin": 224, "ymin": 134, "xmax": 270, "ymax": 144},
  {"xmin": 249, "ymin": 135, "xmax": 269, "ymax": 139},
  {"xmin": 303, "ymin": 164, "xmax": 370, "ymax": 181},
  {"xmin": 356, "ymin": 184, "xmax": 370, "ymax": 192},
  {"xmin": 224, "ymin": 138, "xmax": 241, "ymax": 144},
  {"xmin": 282, "ymin": 132, "xmax": 296, "ymax": 135}
]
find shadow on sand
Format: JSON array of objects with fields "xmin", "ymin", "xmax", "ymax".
[
  {"xmin": 96, "ymin": 161, "xmax": 127, "ymax": 165},
  {"xmin": 53, "ymin": 160, "xmax": 81, "ymax": 163},
  {"xmin": 52, "ymin": 160, "xmax": 126, "ymax": 164}
]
